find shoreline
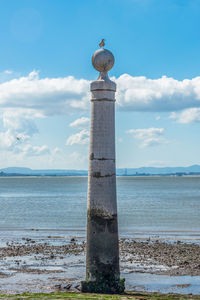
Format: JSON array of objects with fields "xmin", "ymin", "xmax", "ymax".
[
  {"xmin": 1, "ymin": 175, "xmax": 200, "ymax": 178},
  {"xmin": 0, "ymin": 237, "xmax": 200, "ymax": 294},
  {"xmin": 1, "ymin": 238, "xmax": 199, "ymax": 277}
]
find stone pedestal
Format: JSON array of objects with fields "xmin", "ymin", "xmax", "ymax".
[{"xmin": 81, "ymin": 48, "xmax": 125, "ymax": 294}]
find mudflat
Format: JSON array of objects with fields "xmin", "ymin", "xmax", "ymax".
[
  {"xmin": 0, "ymin": 237, "xmax": 200, "ymax": 294},
  {"xmin": 120, "ymin": 238, "xmax": 200, "ymax": 276},
  {"xmin": 0, "ymin": 238, "xmax": 200, "ymax": 276}
]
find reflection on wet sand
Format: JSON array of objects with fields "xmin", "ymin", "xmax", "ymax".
[{"xmin": 0, "ymin": 236, "xmax": 200, "ymax": 295}]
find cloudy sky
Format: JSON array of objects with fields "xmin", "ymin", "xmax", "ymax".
[{"xmin": 1, "ymin": 0, "xmax": 200, "ymax": 169}]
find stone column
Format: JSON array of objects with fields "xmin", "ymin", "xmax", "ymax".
[{"xmin": 81, "ymin": 48, "xmax": 125, "ymax": 294}]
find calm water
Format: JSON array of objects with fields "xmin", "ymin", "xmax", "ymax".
[{"xmin": 0, "ymin": 176, "xmax": 199, "ymax": 241}]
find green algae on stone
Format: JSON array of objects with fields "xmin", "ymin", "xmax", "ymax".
[{"xmin": 81, "ymin": 278, "xmax": 125, "ymax": 294}]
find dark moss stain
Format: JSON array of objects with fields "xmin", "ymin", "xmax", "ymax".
[
  {"xmin": 81, "ymin": 277, "xmax": 125, "ymax": 294},
  {"xmin": 89, "ymin": 213, "xmax": 117, "ymax": 227},
  {"xmin": 97, "ymin": 158, "xmax": 115, "ymax": 161},
  {"xmin": 90, "ymin": 153, "xmax": 94, "ymax": 160},
  {"xmin": 91, "ymin": 98, "xmax": 115, "ymax": 102},
  {"xmin": 88, "ymin": 208, "xmax": 115, "ymax": 220},
  {"xmin": 93, "ymin": 171, "xmax": 101, "ymax": 178},
  {"xmin": 89, "ymin": 154, "xmax": 115, "ymax": 162},
  {"xmin": 84, "ymin": 212, "xmax": 123, "ymax": 294},
  {"xmin": 92, "ymin": 172, "xmax": 115, "ymax": 178}
]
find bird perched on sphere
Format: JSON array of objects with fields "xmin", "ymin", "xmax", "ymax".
[{"xmin": 99, "ymin": 39, "xmax": 105, "ymax": 48}]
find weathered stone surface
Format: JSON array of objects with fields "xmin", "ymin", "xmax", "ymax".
[
  {"xmin": 81, "ymin": 278, "xmax": 125, "ymax": 294},
  {"xmin": 89, "ymin": 101, "xmax": 115, "ymax": 159},
  {"xmin": 91, "ymin": 79, "xmax": 116, "ymax": 92},
  {"xmin": 82, "ymin": 47, "xmax": 124, "ymax": 294},
  {"xmin": 92, "ymin": 48, "xmax": 115, "ymax": 73}
]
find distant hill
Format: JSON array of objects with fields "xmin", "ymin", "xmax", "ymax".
[
  {"xmin": 117, "ymin": 164, "xmax": 200, "ymax": 175},
  {"xmin": 0, "ymin": 167, "xmax": 87, "ymax": 176},
  {"xmin": 1, "ymin": 165, "xmax": 200, "ymax": 176},
  {"xmin": 1, "ymin": 167, "xmax": 33, "ymax": 174}
]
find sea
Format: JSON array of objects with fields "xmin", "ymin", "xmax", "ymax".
[
  {"xmin": 0, "ymin": 176, "xmax": 199, "ymax": 243},
  {"xmin": 0, "ymin": 176, "xmax": 200, "ymax": 294}
]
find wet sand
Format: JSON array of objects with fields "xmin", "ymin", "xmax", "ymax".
[
  {"xmin": 120, "ymin": 238, "xmax": 200, "ymax": 276},
  {"xmin": 1, "ymin": 238, "xmax": 200, "ymax": 276},
  {"xmin": 0, "ymin": 237, "xmax": 200, "ymax": 294}
]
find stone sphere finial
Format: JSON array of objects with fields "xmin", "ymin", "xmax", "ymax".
[{"xmin": 92, "ymin": 48, "xmax": 115, "ymax": 73}]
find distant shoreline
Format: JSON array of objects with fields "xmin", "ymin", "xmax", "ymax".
[
  {"xmin": 2, "ymin": 164, "xmax": 200, "ymax": 177},
  {"xmin": 1, "ymin": 174, "xmax": 200, "ymax": 178}
]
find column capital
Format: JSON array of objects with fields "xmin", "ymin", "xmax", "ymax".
[{"xmin": 90, "ymin": 79, "xmax": 116, "ymax": 92}]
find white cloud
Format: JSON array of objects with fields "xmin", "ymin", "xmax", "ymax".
[
  {"xmin": 0, "ymin": 109, "xmax": 40, "ymax": 151},
  {"xmin": 170, "ymin": 108, "xmax": 200, "ymax": 123},
  {"xmin": 2, "ymin": 110, "xmax": 39, "ymax": 137},
  {"xmin": 145, "ymin": 160, "xmax": 171, "ymax": 167},
  {"xmin": 0, "ymin": 70, "xmax": 19, "ymax": 84},
  {"xmin": 1, "ymin": 71, "xmax": 200, "ymax": 163},
  {"xmin": 115, "ymin": 74, "xmax": 200, "ymax": 111},
  {"xmin": 16, "ymin": 144, "xmax": 50, "ymax": 156},
  {"xmin": 127, "ymin": 127, "xmax": 167, "ymax": 147},
  {"xmin": 69, "ymin": 117, "xmax": 90, "ymax": 129},
  {"xmin": 0, "ymin": 71, "xmax": 90, "ymax": 116},
  {"xmin": 67, "ymin": 117, "xmax": 90, "ymax": 149},
  {"xmin": 44, "ymin": 148, "xmax": 88, "ymax": 169},
  {"xmin": 52, "ymin": 147, "xmax": 62, "ymax": 155},
  {"xmin": 4, "ymin": 70, "xmax": 13, "ymax": 75},
  {"xmin": 0, "ymin": 108, "xmax": 51, "ymax": 158},
  {"xmin": 66, "ymin": 129, "xmax": 89, "ymax": 146},
  {"xmin": 69, "ymin": 151, "xmax": 87, "ymax": 165},
  {"xmin": 1, "ymin": 71, "xmax": 200, "ymax": 116},
  {"xmin": 0, "ymin": 130, "xmax": 15, "ymax": 150}
]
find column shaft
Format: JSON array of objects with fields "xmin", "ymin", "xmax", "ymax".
[{"xmin": 81, "ymin": 80, "xmax": 124, "ymax": 294}]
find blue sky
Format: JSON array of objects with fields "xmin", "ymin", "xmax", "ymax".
[{"xmin": 0, "ymin": 0, "xmax": 200, "ymax": 169}]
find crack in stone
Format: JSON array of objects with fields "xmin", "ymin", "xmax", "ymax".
[
  {"xmin": 94, "ymin": 158, "xmax": 115, "ymax": 161},
  {"xmin": 90, "ymin": 153, "xmax": 115, "ymax": 162}
]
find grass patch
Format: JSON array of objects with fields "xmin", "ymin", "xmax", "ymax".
[{"xmin": 0, "ymin": 292, "xmax": 199, "ymax": 300}]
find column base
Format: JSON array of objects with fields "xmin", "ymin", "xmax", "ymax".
[{"xmin": 81, "ymin": 278, "xmax": 125, "ymax": 294}]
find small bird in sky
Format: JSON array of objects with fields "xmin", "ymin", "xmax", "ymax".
[
  {"xmin": 99, "ymin": 39, "xmax": 105, "ymax": 48},
  {"xmin": 16, "ymin": 136, "xmax": 21, "ymax": 141}
]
